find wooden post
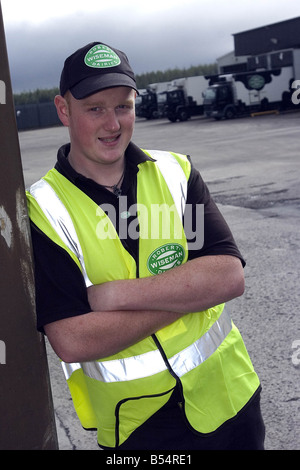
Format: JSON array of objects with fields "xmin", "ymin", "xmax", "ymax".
[{"xmin": 0, "ymin": 2, "xmax": 58, "ymax": 449}]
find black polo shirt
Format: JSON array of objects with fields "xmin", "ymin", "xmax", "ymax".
[{"xmin": 30, "ymin": 141, "xmax": 245, "ymax": 333}]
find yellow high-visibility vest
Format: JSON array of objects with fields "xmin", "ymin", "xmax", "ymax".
[{"xmin": 27, "ymin": 149, "xmax": 260, "ymax": 448}]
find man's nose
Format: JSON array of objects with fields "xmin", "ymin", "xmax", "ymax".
[{"xmin": 104, "ymin": 110, "xmax": 121, "ymax": 132}]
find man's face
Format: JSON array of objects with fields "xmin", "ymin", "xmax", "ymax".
[{"xmin": 58, "ymin": 86, "xmax": 136, "ymax": 176}]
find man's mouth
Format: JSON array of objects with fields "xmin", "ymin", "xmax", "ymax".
[{"xmin": 99, "ymin": 135, "xmax": 120, "ymax": 143}]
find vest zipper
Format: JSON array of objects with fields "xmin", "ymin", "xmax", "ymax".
[{"xmin": 151, "ymin": 333, "xmax": 181, "ymax": 383}]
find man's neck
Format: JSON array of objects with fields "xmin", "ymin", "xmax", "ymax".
[{"xmin": 67, "ymin": 151, "xmax": 125, "ymax": 188}]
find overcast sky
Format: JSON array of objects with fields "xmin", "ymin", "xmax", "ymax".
[{"xmin": 1, "ymin": 0, "xmax": 300, "ymax": 93}]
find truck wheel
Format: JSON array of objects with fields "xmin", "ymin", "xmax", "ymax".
[
  {"xmin": 224, "ymin": 107, "xmax": 235, "ymax": 119},
  {"xmin": 178, "ymin": 109, "xmax": 189, "ymax": 121},
  {"xmin": 150, "ymin": 109, "xmax": 159, "ymax": 119}
]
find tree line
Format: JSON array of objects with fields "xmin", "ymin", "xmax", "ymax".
[
  {"xmin": 13, "ymin": 63, "xmax": 218, "ymax": 105},
  {"xmin": 136, "ymin": 63, "xmax": 217, "ymax": 89}
]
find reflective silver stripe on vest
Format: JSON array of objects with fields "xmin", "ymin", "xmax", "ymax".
[
  {"xmin": 148, "ymin": 150, "xmax": 187, "ymax": 221},
  {"xmin": 29, "ymin": 179, "xmax": 93, "ymax": 287},
  {"xmin": 62, "ymin": 306, "xmax": 232, "ymax": 383}
]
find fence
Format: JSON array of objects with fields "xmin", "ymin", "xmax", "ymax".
[{"xmin": 15, "ymin": 101, "xmax": 62, "ymax": 130}]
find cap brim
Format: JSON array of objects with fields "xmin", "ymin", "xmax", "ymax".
[{"xmin": 70, "ymin": 73, "xmax": 138, "ymax": 99}]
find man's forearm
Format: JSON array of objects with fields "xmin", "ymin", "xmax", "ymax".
[
  {"xmin": 88, "ymin": 255, "xmax": 244, "ymax": 314},
  {"xmin": 45, "ymin": 308, "xmax": 183, "ymax": 363}
]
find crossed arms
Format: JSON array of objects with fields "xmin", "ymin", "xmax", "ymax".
[{"xmin": 45, "ymin": 255, "xmax": 244, "ymax": 363}]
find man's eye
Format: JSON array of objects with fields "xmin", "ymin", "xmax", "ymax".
[{"xmin": 117, "ymin": 104, "xmax": 133, "ymax": 110}]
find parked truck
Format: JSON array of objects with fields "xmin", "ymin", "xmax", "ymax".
[
  {"xmin": 135, "ymin": 82, "xmax": 171, "ymax": 119},
  {"xmin": 203, "ymin": 67, "xmax": 297, "ymax": 120},
  {"xmin": 158, "ymin": 76, "xmax": 211, "ymax": 122}
]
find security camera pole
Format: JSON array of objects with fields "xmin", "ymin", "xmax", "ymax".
[{"xmin": 0, "ymin": 2, "xmax": 58, "ymax": 449}]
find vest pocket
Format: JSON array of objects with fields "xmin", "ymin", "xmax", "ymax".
[{"xmin": 115, "ymin": 387, "xmax": 175, "ymax": 447}]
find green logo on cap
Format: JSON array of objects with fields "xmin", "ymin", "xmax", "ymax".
[
  {"xmin": 84, "ymin": 44, "xmax": 121, "ymax": 69},
  {"xmin": 147, "ymin": 243, "xmax": 185, "ymax": 275}
]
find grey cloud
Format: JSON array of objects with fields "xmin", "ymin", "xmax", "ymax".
[{"xmin": 3, "ymin": 7, "xmax": 298, "ymax": 93}]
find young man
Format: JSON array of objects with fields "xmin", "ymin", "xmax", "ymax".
[{"xmin": 26, "ymin": 42, "xmax": 265, "ymax": 450}]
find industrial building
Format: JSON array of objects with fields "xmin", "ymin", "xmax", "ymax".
[{"xmin": 218, "ymin": 16, "xmax": 300, "ymax": 80}]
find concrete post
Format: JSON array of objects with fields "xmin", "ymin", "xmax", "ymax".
[{"xmin": 0, "ymin": 2, "xmax": 58, "ymax": 449}]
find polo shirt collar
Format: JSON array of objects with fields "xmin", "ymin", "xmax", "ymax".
[{"xmin": 55, "ymin": 141, "xmax": 152, "ymax": 184}]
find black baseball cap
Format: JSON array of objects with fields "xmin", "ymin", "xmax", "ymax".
[{"xmin": 60, "ymin": 42, "xmax": 138, "ymax": 99}]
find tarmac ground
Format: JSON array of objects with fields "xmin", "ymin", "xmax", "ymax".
[{"xmin": 19, "ymin": 111, "xmax": 300, "ymax": 450}]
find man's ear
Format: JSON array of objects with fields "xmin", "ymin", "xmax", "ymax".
[{"xmin": 54, "ymin": 95, "xmax": 70, "ymax": 127}]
